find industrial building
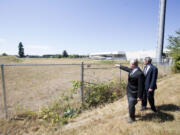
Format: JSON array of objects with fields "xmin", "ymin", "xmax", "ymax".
[
  {"xmin": 89, "ymin": 51, "xmax": 126, "ymax": 60},
  {"xmin": 89, "ymin": 50, "xmax": 157, "ymax": 61}
]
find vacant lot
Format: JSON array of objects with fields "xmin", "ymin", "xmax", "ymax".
[
  {"xmin": 0, "ymin": 56, "xmax": 128, "ymax": 118},
  {"xmin": 0, "ymin": 56, "xmax": 170, "ymax": 118},
  {"xmin": 0, "ymin": 68, "xmax": 179, "ymax": 135}
]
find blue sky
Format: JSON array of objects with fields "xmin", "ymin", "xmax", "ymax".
[{"xmin": 0, "ymin": 0, "xmax": 180, "ymax": 55}]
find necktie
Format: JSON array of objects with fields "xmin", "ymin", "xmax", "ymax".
[{"xmin": 144, "ymin": 66, "xmax": 147, "ymax": 75}]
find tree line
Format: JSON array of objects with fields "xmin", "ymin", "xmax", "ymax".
[{"xmin": 17, "ymin": 42, "xmax": 86, "ymax": 58}]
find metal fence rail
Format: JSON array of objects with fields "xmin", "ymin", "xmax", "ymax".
[{"xmin": 3, "ymin": 64, "xmax": 82, "ymax": 66}]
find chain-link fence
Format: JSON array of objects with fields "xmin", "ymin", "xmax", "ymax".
[
  {"xmin": 0, "ymin": 64, "xmax": 82, "ymax": 119},
  {"xmin": 0, "ymin": 61, "xmax": 173, "ymax": 119}
]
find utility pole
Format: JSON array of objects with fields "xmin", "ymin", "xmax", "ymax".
[{"xmin": 157, "ymin": 0, "xmax": 167, "ymax": 64}]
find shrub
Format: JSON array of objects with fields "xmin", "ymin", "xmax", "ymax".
[
  {"xmin": 38, "ymin": 106, "xmax": 69, "ymax": 124},
  {"xmin": 167, "ymin": 29, "xmax": 180, "ymax": 73},
  {"xmin": 83, "ymin": 80, "xmax": 126, "ymax": 107},
  {"xmin": 66, "ymin": 79, "xmax": 127, "ymax": 108},
  {"xmin": 172, "ymin": 53, "xmax": 180, "ymax": 73}
]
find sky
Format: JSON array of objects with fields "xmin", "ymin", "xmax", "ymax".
[{"xmin": 0, "ymin": 0, "xmax": 180, "ymax": 55}]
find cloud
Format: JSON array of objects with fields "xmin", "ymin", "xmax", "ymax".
[{"xmin": 0, "ymin": 38, "xmax": 7, "ymax": 44}]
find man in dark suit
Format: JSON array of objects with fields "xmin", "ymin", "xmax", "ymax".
[
  {"xmin": 141, "ymin": 57, "xmax": 158, "ymax": 112},
  {"xmin": 116, "ymin": 59, "xmax": 145, "ymax": 123}
]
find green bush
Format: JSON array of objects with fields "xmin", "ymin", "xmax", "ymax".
[
  {"xmin": 167, "ymin": 29, "xmax": 180, "ymax": 73},
  {"xmin": 38, "ymin": 99, "xmax": 79, "ymax": 124},
  {"xmin": 67, "ymin": 79, "xmax": 127, "ymax": 108},
  {"xmin": 83, "ymin": 80, "xmax": 126, "ymax": 107},
  {"xmin": 38, "ymin": 106, "xmax": 67, "ymax": 124},
  {"xmin": 172, "ymin": 53, "xmax": 180, "ymax": 73}
]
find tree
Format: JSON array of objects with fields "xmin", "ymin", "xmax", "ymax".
[
  {"xmin": 62, "ymin": 50, "xmax": 68, "ymax": 58},
  {"xmin": 167, "ymin": 29, "xmax": 180, "ymax": 73},
  {"xmin": 18, "ymin": 42, "xmax": 25, "ymax": 58},
  {"xmin": 2, "ymin": 53, "xmax": 8, "ymax": 56}
]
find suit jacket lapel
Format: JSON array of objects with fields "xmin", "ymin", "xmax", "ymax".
[
  {"xmin": 146, "ymin": 64, "xmax": 152, "ymax": 76},
  {"xmin": 130, "ymin": 68, "xmax": 139, "ymax": 77}
]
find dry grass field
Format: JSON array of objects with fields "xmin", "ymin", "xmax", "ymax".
[
  {"xmin": 0, "ymin": 56, "xmax": 129, "ymax": 118},
  {"xmin": 0, "ymin": 66, "xmax": 179, "ymax": 135},
  {"xmin": 0, "ymin": 56, "xmax": 171, "ymax": 118}
]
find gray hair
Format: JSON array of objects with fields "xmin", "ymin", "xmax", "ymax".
[
  {"xmin": 144, "ymin": 57, "xmax": 152, "ymax": 64},
  {"xmin": 130, "ymin": 59, "xmax": 138, "ymax": 66}
]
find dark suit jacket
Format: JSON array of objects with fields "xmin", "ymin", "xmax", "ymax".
[
  {"xmin": 120, "ymin": 66, "xmax": 145, "ymax": 98},
  {"xmin": 144, "ymin": 64, "xmax": 158, "ymax": 91}
]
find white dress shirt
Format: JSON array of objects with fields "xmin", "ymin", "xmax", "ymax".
[{"xmin": 144, "ymin": 65, "xmax": 150, "ymax": 75}]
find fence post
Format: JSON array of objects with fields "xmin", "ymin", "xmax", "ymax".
[
  {"xmin": 119, "ymin": 63, "xmax": 121, "ymax": 85},
  {"xmin": 80, "ymin": 62, "xmax": 84, "ymax": 104},
  {"xmin": 1, "ymin": 65, "xmax": 8, "ymax": 119}
]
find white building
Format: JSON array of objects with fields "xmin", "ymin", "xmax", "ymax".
[
  {"xmin": 89, "ymin": 50, "xmax": 157, "ymax": 61},
  {"xmin": 89, "ymin": 51, "xmax": 126, "ymax": 60},
  {"xmin": 125, "ymin": 50, "xmax": 156, "ymax": 61}
]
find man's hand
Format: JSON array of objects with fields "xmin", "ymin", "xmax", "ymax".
[
  {"xmin": 115, "ymin": 64, "xmax": 121, "ymax": 68},
  {"xmin": 137, "ymin": 98, "xmax": 142, "ymax": 101},
  {"xmin": 148, "ymin": 89, "xmax": 153, "ymax": 92}
]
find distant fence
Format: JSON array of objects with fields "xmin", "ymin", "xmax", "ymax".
[{"xmin": 0, "ymin": 61, "xmax": 172, "ymax": 119}]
